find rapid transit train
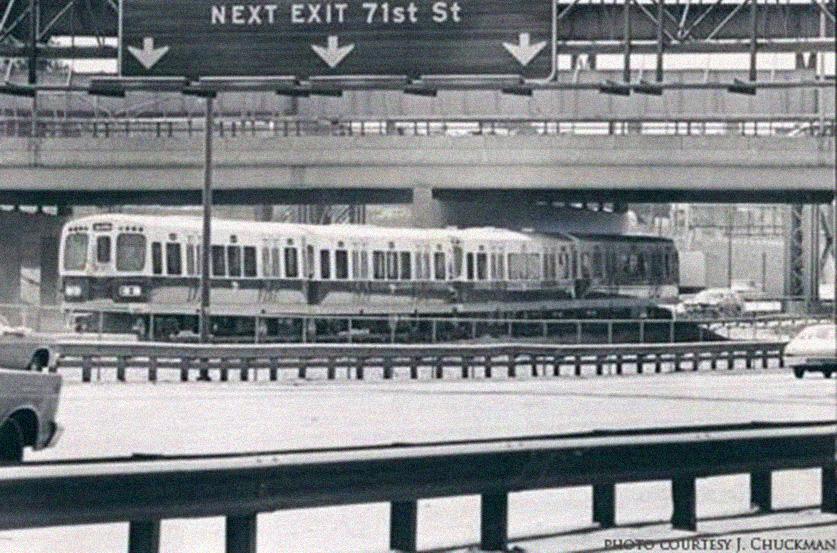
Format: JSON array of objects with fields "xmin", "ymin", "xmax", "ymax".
[{"xmin": 59, "ymin": 214, "xmax": 679, "ymax": 339}]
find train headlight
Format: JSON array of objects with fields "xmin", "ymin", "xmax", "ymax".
[
  {"xmin": 64, "ymin": 284, "xmax": 83, "ymax": 298},
  {"xmin": 118, "ymin": 285, "xmax": 143, "ymax": 298}
]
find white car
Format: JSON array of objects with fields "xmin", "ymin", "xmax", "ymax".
[
  {"xmin": 784, "ymin": 323, "xmax": 836, "ymax": 379},
  {"xmin": 675, "ymin": 288, "xmax": 745, "ymax": 318}
]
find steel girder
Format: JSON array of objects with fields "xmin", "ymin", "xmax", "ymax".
[{"xmin": 0, "ymin": 0, "xmax": 834, "ymax": 60}]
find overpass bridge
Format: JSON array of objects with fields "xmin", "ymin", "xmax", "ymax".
[{"xmin": 0, "ymin": 130, "xmax": 833, "ymax": 209}]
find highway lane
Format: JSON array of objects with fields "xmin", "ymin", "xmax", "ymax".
[{"xmin": 1, "ymin": 369, "xmax": 834, "ymax": 552}]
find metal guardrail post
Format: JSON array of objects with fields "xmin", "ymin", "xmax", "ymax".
[
  {"xmin": 592, "ymin": 483, "xmax": 616, "ymax": 528},
  {"xmin": 823, "ymin": 466, "xmax": 837, "ymax": 514},
  {"xmin": 128, "ymin": 520, "xmax": 161, "ymax": 553},
  {"xmin": 225, "ymin": 514, "xmax": 257, "ymax": 553},
  {"xmin": 750, "ymin": 471, "xmax": 772, "ymax": 513},
  {"xmin": 480, "ymin": 492, "xmax": 508, "ymax": 552},
  {"xmin": 390, "ymin": 501, "xmax": 418, "ymax": 552},
  {"xmin": 671, "ymin": 477, "xmax": 697, "ymax": 531}
]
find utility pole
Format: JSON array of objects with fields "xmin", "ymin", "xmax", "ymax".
[{"xmin": 199, "ymin": 95, "xmax": 215, "ymax": 343}]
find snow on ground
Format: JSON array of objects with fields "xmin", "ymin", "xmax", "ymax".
[{"xmin": 2, "ymin": 370, "xmax": 835, "ymax": 552}]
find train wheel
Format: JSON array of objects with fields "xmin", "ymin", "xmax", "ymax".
[{"xmin": 0, "ymin": 419, "xmax": 24, "ymax": 464}]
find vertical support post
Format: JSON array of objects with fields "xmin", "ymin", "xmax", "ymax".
[
  {"xmin": 128, "ymin": 520, "xmax": 161, "ymax": 553},
  {"xmin": 655, "ymin": 0, "xmax": 664, "ymax": 82},
  {"xmin": 671, "ymin": 477, "xmax": 697, "ymax": 531},
  {"xmin": 199, "ymin": 95, "xmax": 215, "ymax": 343},
  {"xmin": 480, "ymin": 492, "xmax": 508, "ymax": 552},
  {"xmin": 727, "ymin": 205, "xmax": 734, "ymax": 287},
  {"xmin": 390, "ymin": 501, "xmax": 418, "ymax": 552},
  {"xmin": 822, "ymin": 465, "xmax": 837, "ymax": 514},
  {"xmin": 749, "ymin": 0, "xmax": 758, "ymax": 82},
  {"xmin": 592, "ymin": 483, "xmax": 616, "ymax": 528},
  {"xmin": 225, "ymin": 514, "xmax": 257, "ymax": 553},
  {"xmin": 623, "ymin": 0, "xmax": 632, "ymax": 83},
  {"xmin": 81, "ymin": 356, "xmax": 92, "ymax": 383},
  {"xmin": 148, "ymin": 356, "xmax": 158, "ymax": 383},
  {"xmin": 750, "ymin": 471, "xmax": 772, "ymax": 513},
  {"xmin": 116, "ymin": 356, "xmax": 127, "ymax": 382}
]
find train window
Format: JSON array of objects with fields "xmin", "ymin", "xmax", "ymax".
[
  {"xmin": 490, "ymin": 254, "xmax": 497, "ymax": 279},
  {"xmin": 580, "ymin": 252, "xmax": 592, "ymax": 279},
  {"xmin": 212, "ymin": 245, "xmax": 226, "ymax": 277},
  {"xmin": 465, "ymin": 253, "xmax": 474, "ymax": 280},
  {"xmin": 399, "ymin": 252, "xmax": 411, "ymax": 280},
  {"xmin": 284, "ymin": 247, "xmax": 299, "ymax": 278},
  {"xmin": 498, "ymin": 252, "xmax": 505, "ymax": 280},
  {"xmin": 592, "ymin": 247, "xmax": 604, "ymax": 279},
  {"xmin": 433, "ymin": 252, "xmax": 446, "ymax": 280},
  {"xmin": 320, "ymin": 249, "xmax": 331, "ymax": 280},
  {"xmin": 351, "ymin": 251, "xmax": 360, "ymax": 279},
  {"xmin": 414, "ymin": 250, "xmax": 424, "ymax": 279},
  {"xmin": 373, "ymin": 251, "xmax": 385, "ymax": 280},
  {"xmin": 508, "ymin": 253, "xmax": 523, "ymax": 280},
  {"xmin": 271, "ymin": 247, "xmax": 281, "ymax": 277},
  {"xmin": 360, "ymin": 251, "xmax": 369, "ymax": 279},
  {"xmin": 116, "ymin": 233, "xmax": 145, "ymax": 272},
  {"xmin": 476, "ymin": 253, "xmax": 487, "ymax": 280},
  {"xmin": 262, "ymin": 247, "xmax": 271, "ymax": 277},
  {"xmin": 166, "ymin": 243, "xmax": 182, "ymax": 275},
  {"xmin": 305, "ymin": 246, "xmax": 315, "ymax": 278},
  {"xmin": 195, "ymin": 245, "xmax": 202, "ymax": 275},
  {"xmin": 96, "ymin": 236, "xmax": 112, "ymax": 264},
  {"xmin": 186, "ymin": 245, "xmax": 196, "ymax": 275},
  {"xmin": 152, "ymin": 242, "xmax": 163, "ymax": 275},
  {"xmin": 423, "ymin": 252, "xmax": 431, "ymax": 280},
  {"xmin": 335, "ymin": 250, "xmax": 349, "ymax": 280},
  {"xmin": 528, "ymin": 254, "xmax": 541, "ymax": 280},
  {"xmin": 63, "ymin": 233, "xmax": 89, "ymax": 271},
  {"xmin": 227, "ymin": 246, "xmax": 242, "ymax": 278},
  {"xmin": 243, "ymin": 247, "xmax": 257, "ymax": 277},
  {"xmin": 386, "ymin": 251, "xmax": 398, "ymax": 280},
  {"xmin": 452, "ymin": 245, "xmax": 463, "ymax": 278}
]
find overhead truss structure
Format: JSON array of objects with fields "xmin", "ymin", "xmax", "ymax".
[{"xmin": 0, "ymin": 1, "xmax": 834, "ymax": 92}]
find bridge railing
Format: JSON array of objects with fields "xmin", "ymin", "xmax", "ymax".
[
  {"xmin": 50, "ymin": 339, "xmax": 787, "ymax": 383},
  {"xmin": 1, "ymin": 114, "xmax": 834, "ymax": 139},
  {"xmin": 1, "ymin": 421, "xmax": 834, "ymax": 552}
]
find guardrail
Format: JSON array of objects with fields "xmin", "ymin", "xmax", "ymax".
[
  {"xmin": 1, "ymin": 421, "xmax": 834, "ymax": 553},
  {"xmin": 1, "ymin": 302, "xmax": 829, "ymax": 344},
  {"xmin": 2, "ymin": 114, "xmax": 834, "ymax": 139},
  {"xmin": 51, "ymin": 340, "xmax": 787, "ymax": 383}
]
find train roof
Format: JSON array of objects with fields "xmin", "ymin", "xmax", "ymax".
[{"xmin": 562, "ymin": 233, "xmax": 674, "ymax": 244}]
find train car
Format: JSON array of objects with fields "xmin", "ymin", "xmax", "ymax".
[{"xmin": 59, "ymin": 214, "xmax": 678, "ymax": 338}]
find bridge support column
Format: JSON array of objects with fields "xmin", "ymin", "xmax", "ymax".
[
  {"xmin": 390, "ymin": 500, "xmax": 418, "ymax": 552},
  {"xmin": 128, "ymin": 520, "xmax": 161, "ymax": 553},
  {"xmin": 480, "ymin": 492, "xmax": 508, "ymax": 552},
  {"xmin": 411, "ymin": 188, "xmax": 444, "ymax": 229},
  {"xmin": 225, "ymin": 514, "xmax": 257, "ymax": 553}
]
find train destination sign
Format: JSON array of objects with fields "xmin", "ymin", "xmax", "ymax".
[{"xmin": 119, "ymin": 1, "xmax": 554, "ymax": 79}]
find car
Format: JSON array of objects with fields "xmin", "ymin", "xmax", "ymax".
[
  {"xmin": 0, "ymin": 315, "xmax": 53, "ymax": 371},
  {"xmin": 784, "ymin": 323, "xmax": 837, "ymax": 379},
  {"xmin": 675, "ymin": 288, "xmax": 745, "ymax": 318}
]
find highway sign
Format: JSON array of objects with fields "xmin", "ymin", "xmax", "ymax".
[{"xmin": 119, "ymin": 1, "xmax": 554, "ymax": 80}]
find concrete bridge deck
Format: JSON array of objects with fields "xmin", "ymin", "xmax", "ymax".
[{"xmin": 0, "ymin": 133, "xmax": 833, "ymax": 205}]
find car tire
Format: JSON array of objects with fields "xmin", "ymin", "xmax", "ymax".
[
  {"xmin": 0, "ymin": 419, "xmax": 24, "ymax": 464},
  {"xmin": 793, "ymin": 367, "xmax": 805, "ymax": 379},
  {"xmin": 824, "ymin": 369, "xmax": 834, "ymax": 379}
]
